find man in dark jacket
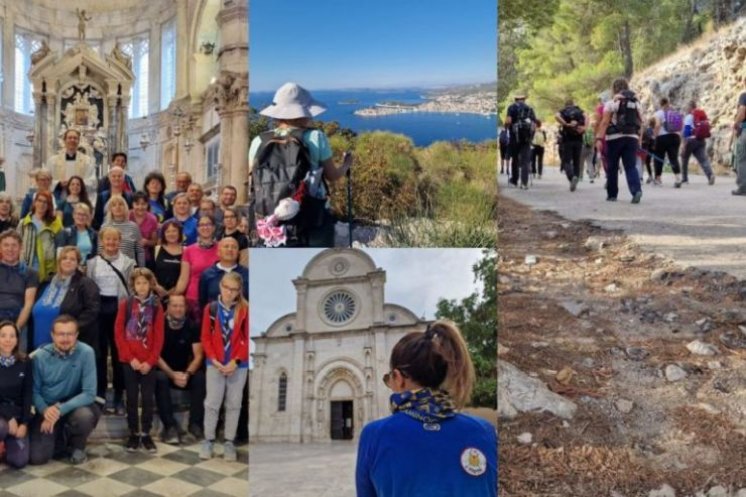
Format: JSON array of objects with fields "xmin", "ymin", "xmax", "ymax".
[{"xmin": 505, "ymin": 91, "xmax": 537, "ymax": 189}]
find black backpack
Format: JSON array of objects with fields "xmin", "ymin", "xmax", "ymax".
[
  {"xmin": 511, "ymin": 103, "xmax": 534, "ymax": 145},
  {"xmin": 608, "ymin": 90, "xmax": 641, "ymax": 136},
  {"xmin": 560, "ymin": 105, "xmax": 585, "ymax": 136},
  {"xmin": 250, "ymin": 129, "xmax": 332, "ymax": 247}
]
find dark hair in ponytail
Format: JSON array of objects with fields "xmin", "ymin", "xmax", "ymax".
[{"xmin": 389, "ymin": 320, "xmax": 475, "ymax": 409}]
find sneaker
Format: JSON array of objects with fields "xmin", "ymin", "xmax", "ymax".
[
  {"xmin": 199, "ymin": 440, "xmax": 214, "ymax": 460},
  {"xmin": 646, "ymin": 177, "xmax": 653, "ymax": 184},
  {"xmin": 590, "ymin": 178, "xmax": 594, "ymax": 184},
  {"xmin": 732, "ymin": 190, "xmax": 746, "ymax": 196},
  {"xmin": 674, "ymin": 179, "xmax": 682, "ymax": 188},
  {"xmin": 654, "ymin": 178, "xmax": 662, "ymax": 186},
  {"xmin": 681, "ymin": 179, "xmax": 689, "ymax": 184},
  {"xmin": 141, "ymin": 435, "xmax": 157, "ymax": 453},
  {"xmin": 161, "ymin": 426, "xmax": 180, "ymax": 445},
  {"xmin": 114, "ymin": 401, "xmax": 126, "ymax": 417},
  {"xmin": 631, "ymin": 191, "xmax": 642, "ymax": 204},
  {"xmin": 188, "ymin": 424, "xmax": 204, "ymax": 441},
  {"xmin": 223, "ymin": 441, "xmax": 237, "ymax": 462},
  {"xmin": 69, "ymin": 449, "xmax": 87, "ymax": 465},
  {"xmin": 570, "ymin": 176, "xmax": 578, "ymax": 192},
  {"xmin": 708, "ymin": 175, "xmax": 716, "ymax": 185},
  {"xmin": 126, "ymin": 434, "xmax": 140, "ymax": 452},
  {"xmin": 606, "ymin": 197, "xmax": 617, "ymax": 202}
]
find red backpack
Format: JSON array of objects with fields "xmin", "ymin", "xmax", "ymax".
[{"xmin": 692, "ymin": 108, "xmax": 711, "ymax": 139}]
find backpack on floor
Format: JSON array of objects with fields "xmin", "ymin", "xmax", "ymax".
[{"xmin": 692, "ymin": 108, "xmax": 711, "ymax": 139}]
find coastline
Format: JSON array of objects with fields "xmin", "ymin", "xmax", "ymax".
[{"xmin": 354, "ymin": 91, "xmax": 497, "ymax": 117}]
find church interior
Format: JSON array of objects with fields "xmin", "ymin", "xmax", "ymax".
[{"xmin": 0, "ymin": 0, "xmax": 248, "ymax": 201}]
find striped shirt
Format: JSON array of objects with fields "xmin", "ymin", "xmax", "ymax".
[{"xmin": 100, "ymin": 220, "xmax": 145, "ymax": 267}]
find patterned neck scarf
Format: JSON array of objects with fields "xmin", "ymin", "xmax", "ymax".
[
  {"xmin": 389, "ymin": 388, "xmax": 456, "ymax": 427},
  {"xmin": 126, "ymin": 293, "xmax": 156, "ymax": 347},
  {"xmin": 166, "ymin": 314, "xmax": 186, "ymax": 330},
  {"xmin": 198, "ymin": 239, "xmax": 215, "ymax": 249},
  {"xmin": 40, "ymin": 274, "xmax": 72, "ymax": 307},
  {"xmin": 217, "ymin": 296, "xmax": 236, "ymax": 358},
  {"xmin": 0, "ymin": 355, "xmax": 15, "ymax": 367}
]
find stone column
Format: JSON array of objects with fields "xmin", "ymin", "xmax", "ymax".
[
  {"xmin": 32, "ymin": 91, "xmax": 44, "ymax": 169},
  {"xmin": 106, "ymin": 94, "xmax": 118, "ymax": 173},
  {"xmin": 288, "ymin": 335, "xmax": 306, "ymax": 443},
  {"xmin": 175, "ymin": 0, "xmax": 188, "ymax": 98},
  {"xmin": 3, "ymin": 14, "xmax": 14, "ymax": 110},
  {"xmin": 149, "ymin": 22, "xmax": 160, "ymax": 116},
  {"xmin": 216, "ymin": 1, "xmax": 248, "ymax": 75}
]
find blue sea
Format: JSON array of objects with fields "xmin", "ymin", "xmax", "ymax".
[{"xmin": 250, "ymin": 89, "xmax": 497, "ymax": 147}]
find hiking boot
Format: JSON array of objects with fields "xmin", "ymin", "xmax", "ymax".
[
  {"xmin": 732, "ymin": 190, "xmax": 746, "ymax": 196},
  {"xmin": 199, "ymin": 440, "xmax": 214, "ymax": 460},
  {"xmin": 708, "ymin": 175, "xmax": 716, "ymax": 185},
  {"xmin": 70, "ymin": 449, "xmax": 87, "ymax": 465},
  {"xmin": 161, "ymin": 426, "xmax": 180, "ymax": 445},
  {"xmin": 126, "ymin": 434, "xmax": 140, "ymax": 452},
  {"xmin": 570, "ymin": 176, "xmax": 579, "ymax": 192},
  {"xmin": 606, "ymin": 197, "xmax": 617, "ymax": 202},
  {"xmin": 141, "ymin": 435, "xmax": 157, "ymax": 454},
  {"xmin": 223, "ymin": 441, "xmax": 237, "ymax": 462},
  {"xmin": 631, "ymin": 191, "xmax": 642, "ymax": 204}
]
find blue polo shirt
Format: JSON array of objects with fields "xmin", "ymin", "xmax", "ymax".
[{"xmin": 356, "ymin": 412, "xmax": 497, "ymax": 497}]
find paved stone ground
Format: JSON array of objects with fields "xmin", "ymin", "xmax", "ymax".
[
  {"xmin": 249, "ymin": 443, "xmax": 357, "ymax": 497},
  {"xmin": 500, "ymin": 167, "xmax": 746, "ymax": 279},
  {"xmin": 0, "ymin": 439, "xmax": 248, "ymax": 497}
]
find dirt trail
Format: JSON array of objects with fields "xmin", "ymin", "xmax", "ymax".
[{"xmin": 498, "ymin": 196, "xmax": 746, "ymax": 497}]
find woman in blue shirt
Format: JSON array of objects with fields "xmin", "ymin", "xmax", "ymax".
[{"xmin": 356, "ymin": 320, "xmax": 497, "ymax": 497}]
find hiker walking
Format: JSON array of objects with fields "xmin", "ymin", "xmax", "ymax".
[
  {"xmin": 732, "ymin": 85, "xmax": 746, "ymax": 195},
  {"xmin": 531, "ymin": 120, "xmax": 547, "ymax": 179},
  {"xmin": 581, "ymin": 124, "xmax": 595, "ymax": 183},
  {"xmin": 641, "ymin": 117, "xmax": 656, "ymax": 184},
  {"xmin": 555, "ymin": 99, "xmax": 586, "ymax": 192},
  {"xmin": 681, "ymin": 100, "xmax": 715, "ymax": 185},
  {"xmin": 499, "ymin": 123, "xmax": 510, "ymax": 175},
  {"xmin": 653, "ymin": 97, "xmax": 684, "ymax": 187},
  {"xmin": 505, "ymin": 91, "xmax": 536, "ymax": 189},
  {"xmin": 249, "ymin": 82, "xmax": 353, "ymax": 247},
  {"xmin": 596, "ymin": 78, "xmax": 643, "ymax": 203}
]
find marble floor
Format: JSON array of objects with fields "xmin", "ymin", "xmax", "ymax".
[
  {"xmin": 249, "ymin": 442, "xmax": 356, "ymax": 497},
  {"xmin": 0, "ymin": 440, "xmax": 248, "ymax": 497}
]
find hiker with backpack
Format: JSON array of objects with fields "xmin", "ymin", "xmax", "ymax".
[
  {"xmin": 531, "ymin": 120, "xmax": 547, "ymax": 179},
  {"xmin": 499, "ymin": 123, "xmax": 510, "ymax": 175},
  {"xmin": 249, "ymin": 82, "xmax": 353, "ymax": 248},
  {"xmin": 595, "ymin": 78, "xmax": 644, "ymax": 203},
  {"xmin": 653, "ymin": 97, "xmax": 684, "ymax": 187},
  {"xmin": 555, "ymin": 99, "xmax": 587, "ymax": 191},
  {"xmin": 681, "ymin": 100, "xmax": 715, "ymax": 185},
  {"xmin": 732, "ymin": 86, "xmax": 746, "ymax": 195},
  {"xmin": 504, "ymin": 91, "xmax": 536, "ymax": 189}
]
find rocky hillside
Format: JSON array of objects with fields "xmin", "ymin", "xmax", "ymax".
[{"xmin": 631, "ymin": 16, "xmax": 746, "ymax": 169}]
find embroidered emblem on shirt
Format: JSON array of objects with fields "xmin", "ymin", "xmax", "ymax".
[{"xmin": 460, "ymin": 447, "xmax": 487, "ymax": 477}]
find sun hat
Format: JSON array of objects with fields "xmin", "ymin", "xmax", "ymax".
[
  {"xmin": 513, "ymin": 90, "xmax": 528, "ymax": 100},
  {"xmin": 259, "ymin": 83, "xmax": 327, "ymax": 120}
]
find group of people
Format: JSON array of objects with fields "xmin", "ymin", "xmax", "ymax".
[
  {"xmin": 0, "ymin": 129, "xmax": 249, "ymax": 467},
  {"xmin": 501, "ymin": 78, "xmax": 719, "ymax": 203}
]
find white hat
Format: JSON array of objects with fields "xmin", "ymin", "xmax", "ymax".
[{"xmin": 259, "ymin": 83, "xmax": 327, "ymax": 120}]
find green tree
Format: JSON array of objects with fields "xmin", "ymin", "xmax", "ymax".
[{"xmin": 435, "ymin": 250, "xmax": 496, "ymax": 408}]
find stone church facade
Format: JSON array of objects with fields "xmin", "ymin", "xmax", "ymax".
[{"xmin": 249, "ymin": 249, "xmax": 427, "ymax": 443}]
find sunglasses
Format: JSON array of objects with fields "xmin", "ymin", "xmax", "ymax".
[{"xmin": 382, "ymin": 366, "xmax": 410, "ymax": 386}]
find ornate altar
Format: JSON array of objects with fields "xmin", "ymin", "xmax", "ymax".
[{"xmin": 28, "ymin": 42, "xmax": 135, "ymax": 178}]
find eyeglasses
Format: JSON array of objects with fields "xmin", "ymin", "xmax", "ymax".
[
  {"xmin": 221, "ymin": 285, "xmax": 241, "ymax": 293},
  {"xmin": 198, "ymin": 223, "xmax": 214, "ymax": 228}
]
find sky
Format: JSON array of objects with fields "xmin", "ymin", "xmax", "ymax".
[
  {"xmin": 249, "ymin": 249, "xmax": 488, "ymax": 336},
  {"xmin": 250, "ymin": 0, "xmax": 497, "ymax": 92}
]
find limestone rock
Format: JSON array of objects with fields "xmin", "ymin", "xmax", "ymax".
[
  {"xmin": 686, "ymin": 340, "xmax": 719, "ymax": 356},
  {"xmin": 497, "ymin": 360, "xmax": 577, "ymax": 420},
  {"xmin": 649, "ymin": 484, "xmax": 676, "ymax": 497},
  {"xmin": 707, "ymin": 486, "xmax": 728, "ymax": 497},
  {"xmin": 615, "ymin": 399, "xmax": 634, "ymax": 414},
  {"xmin": 517, "ymin": 432, "xmax": 533, "ymax": 445},
  {"xmin": 584, "ymin": 236, "xmax": 606, "ymax": 251},
  {"xmin": 561, "ymin": 301, "xmax": 588, "ymax": 318},
  {"xmin": 665, "ymin": 364, "xmax": 687, "ymax": 382}
]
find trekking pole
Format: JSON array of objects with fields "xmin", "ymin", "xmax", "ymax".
[{"xmin": 344, "ymin": 151, "xmax": 353, "ymax": 248}]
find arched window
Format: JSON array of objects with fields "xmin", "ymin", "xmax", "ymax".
[
  {"xmin": 278, "ymin": 373, "xmax": 287, "ymax": 412},
  {"xmin": 118, "ymin": 34, "xmax": 149, "ymax": 118},
  {"xmin": 160, "ymin": 18, "xmax": 176, "ymax": 110},
  {"xmin": 14, "ymin": 30, "xmax": 45, "ymax": 115}
]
